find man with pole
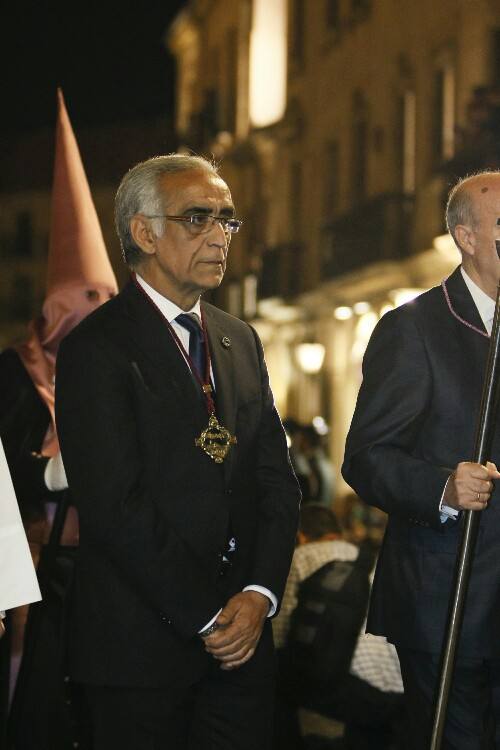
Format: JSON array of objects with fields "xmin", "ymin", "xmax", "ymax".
[{"xmin": 343, "ymin": 170, "xmax": 500, "ymax": 748}]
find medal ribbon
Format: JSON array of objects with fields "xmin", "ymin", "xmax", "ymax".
[
  {"xmin": 131, "ymin": 273, "xmax": 216, "ymax": 415},
  {"xmin": 441, "ymin": 277, "xmax": 490, "ymax": 339}
]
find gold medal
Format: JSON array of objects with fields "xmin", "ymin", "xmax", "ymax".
[{"xmin": 195, "ymin": 414, "xmax": 237, "ymax": 463}]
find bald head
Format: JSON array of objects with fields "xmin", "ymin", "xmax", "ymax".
[
  {"xmin": 446, "ymin": 172, "xmax": 500, "ymax": 252},
  {"xmin": 446, "ymin": 171, "xmax": 500, "ymax": 299}
]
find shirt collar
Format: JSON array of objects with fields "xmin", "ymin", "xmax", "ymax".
[
  {"xmin": 135, "ymin": 273, "xmax": 201, "ymax": 323},
  {"xmin": 460, "ymin": 267, "xmax": 495, "ymax": 332}
]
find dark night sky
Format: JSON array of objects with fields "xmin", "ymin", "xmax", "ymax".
[{"xmin": 2, "ymin": 0, "xmax": 187, "ymax": 134}]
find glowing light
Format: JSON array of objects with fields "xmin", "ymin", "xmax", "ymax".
[
  {"xmin": 312, "ymin": 416, "xmax": 329, "ymax": 435},
  {"xmin": 353, "ymin": 301, "xmax": 371, "ymax": 315},
  {"xmin": 391, "ymin": 288, "xmax": 424, "ymax": 307},
  {"xmin": 356, "ymin": 312, "xmax": 378, "ymax": 341},
  {"xmin": 249, "ymin": 0, "xmax": 287, "ymax": 127},
  {"xmin": 295, "ymin": 343, "xmax": 326, "ymax": 374},
  {"xmin": 434, "ymin": 233, "xmax": 459, "ymax": 260},
  {"xmin": 334, "ymin": 306, "xmax": 353, "ymax": 321}
]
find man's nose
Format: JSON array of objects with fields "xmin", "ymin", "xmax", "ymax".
[{"xmin": 206, "ymin": 219, "xmax": 229, "ymax": 247}]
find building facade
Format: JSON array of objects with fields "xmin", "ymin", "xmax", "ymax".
[
  {"xmin": 0, "ymin": 117, "xmax": 176, "ymax": 347},
  {"xmin": 167, "ymin": 0, "xmax": 500, "ymax": 496}
]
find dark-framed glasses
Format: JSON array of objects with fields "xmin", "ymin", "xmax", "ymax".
[{"xmin": 145, "ymin": 214, "xmax": 243, "ymax": 235}]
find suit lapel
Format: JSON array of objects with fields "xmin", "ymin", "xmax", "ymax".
[
  {"xmin": 119, "ymin": 281, "xmax": 207, "ymax": 426},
  {"xmin": 203, "ymin": 303, "xmax": 237, "ymax": 478},
  {"xmin": 444, "ymin": 266, "xmax": 489, "ymax": 337}
]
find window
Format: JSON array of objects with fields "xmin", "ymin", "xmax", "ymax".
[
  {"xmin": 224, "ymin": 28, "xmax": 237, "ymax": 133},
  {"xmin": 249, "ymin": 0, "xmax": 287, "ymax": 126},
  {"xmin": 492, "ymin": 29, "xmax": 500, "ymax": 82},
  {"xmin": 290, "ymin": 161, "xmax": 303, "ymax": 238},
  {"xmin": 326, "ymin": 0, "xmax": 341, "ymax": 31},
  {"xmin": 433, "ymin": 60, "xmax": 455, "ymax": 162},
  {"xmin": 400, "ymin": 90, "xmax": 416, "ymax": 193},
  {"xmin": 351, "ymin": 92, "xmax": 368, "ymax": 203},
  {"xmin": 290, "ymin": 0, "xmax": 305, "ymax": 68},
  {"xmin": 15, "ymin": 212, "xmax": 33, "ymax": 258},
  {"xmin": 10, "ymin": 274, "xmax": 33, "ymax": 319},
  {"xmin": 350, "ymin": 0, "xmax": 371, "ymax": 23},
  {"xmin": 323, "ymin": 141, "xmax": 340, "ymax": 219}
]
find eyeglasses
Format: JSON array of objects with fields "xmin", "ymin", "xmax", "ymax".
[{"xmin": 144, "ymin": 214, "xmax": 243, "ymax": 235}]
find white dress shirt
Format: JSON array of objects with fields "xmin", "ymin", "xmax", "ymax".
[
  {"xmin": 439, "ymin": 268, "xmax": 496, "ymax": 521},
  {"xmin": 460, "ymin": 267, "xmax": 495, "ymax": 334},
  {"xmin": 135, "ymin": 274, "xmax": 277, "ymax": 629}
]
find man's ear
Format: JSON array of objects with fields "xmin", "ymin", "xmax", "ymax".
[
  {"xmin": 130, "ymin": 215, "xmax": 157, "ymax": 256},
  {"xmin": 454, "ymin": 224, "xmax": 476, "ymax": 258}
]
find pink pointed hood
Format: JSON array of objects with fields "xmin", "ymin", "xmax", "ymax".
[{"xmin": 16, "ymin": 89, "xmax": 118, "ymax": 456}]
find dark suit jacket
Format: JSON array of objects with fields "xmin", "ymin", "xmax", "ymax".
[
  {"xmin": 342, "ymin": 266, "xmax": 500, "ymax": 658},
  {"xmin": 55, "ymin": 280, "xmax": 300, "ymax": 688}
]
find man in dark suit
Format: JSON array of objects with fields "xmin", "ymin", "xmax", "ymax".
[
  {"xmin": 343, "ymin": 171, "xmax": 500, "ymax": 749},
  {"xmin": 55, "ymin": 154, "xmax": 300, "ymax": 750}
]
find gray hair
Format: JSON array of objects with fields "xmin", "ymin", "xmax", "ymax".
[{"xmin": 115, "ymin": 154, "xmax": 220, "ymax": 267}]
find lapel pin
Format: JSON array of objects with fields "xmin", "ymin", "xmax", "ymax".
[{"xmin": 221, "ymin": 336, "xmax": 231, "ymax": 348}]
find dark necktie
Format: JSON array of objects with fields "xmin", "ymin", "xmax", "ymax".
[{"xmin": 175, "ymin": 313, "xmax": 206, "ymax": 378}]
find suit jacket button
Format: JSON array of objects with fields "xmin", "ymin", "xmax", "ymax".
[{"xmin": 225, "ymin": 488, "xmax": 233, "ymax": 495}]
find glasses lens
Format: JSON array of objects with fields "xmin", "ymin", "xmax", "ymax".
[
  {"xmin": 189, "ymin": 215, "xmax": 212, "ymax": 233},
  {"xmin": 226, "ymin": 220, "xmax": 241, "ymax": 234}
]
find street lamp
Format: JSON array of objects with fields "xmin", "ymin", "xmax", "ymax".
[{"xmin": 295, "ymin": 343, "xmax": 325, "ymax": 374}]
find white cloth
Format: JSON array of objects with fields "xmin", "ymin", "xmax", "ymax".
[
  {"xmin": 44, "ymin": 451, "xmax": 69, "ymax": 491},
  {"xmin": 135, "ymin": 274, "xmax": 277, "ymax": 627},
  {"xmin": 461, "ymin": 267, "xmax": 495, "ymax": 333},
  {"xmin": 0, "ymin": 438, "xmax": 41, "ymax": 611}
]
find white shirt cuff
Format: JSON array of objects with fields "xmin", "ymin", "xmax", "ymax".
[
  {"xmin": 439, "ymin": 475, "xmax": 460, "ymax": 523},
  {"xmin": 243, "ymin": 585, "xmax": 277, "ymax": 617},
  {"xmin": 198, "ymin": 585, "xmax": 277, "ymax": 633},
  {"xmin": 198, "ymin": 608, "xmax": 222, "ymax": 634},
  {"xmin": 0, "ymin": 611, "xmax": 5, "ymax": 619}
]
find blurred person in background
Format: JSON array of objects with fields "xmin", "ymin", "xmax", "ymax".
[
  {"xmin": 273, "ymin": 504, "xmax": 403, "ymax": 750},
  {"xmin": 284, "ymin": 420, "xmax": 335, "ymax": 506}
]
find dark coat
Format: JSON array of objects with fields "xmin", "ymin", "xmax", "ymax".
[
  {"xmin": 0, "ymin": 349, "xmax": 53, "ymax": 522},
  {"xmin": 55, "ymin": 280, "xmax": 301, "ymax": 688},
  {"xmin": 342, "ymin": 266, "xmax": 500, "ymax": 658}
]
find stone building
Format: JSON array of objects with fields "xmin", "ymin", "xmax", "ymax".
[{"xmin": 167, "ymin": 0, "xmax": 500, "ymax": 497}]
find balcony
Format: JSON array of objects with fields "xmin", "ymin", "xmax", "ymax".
[{"xmin": 321, "ymin": 193, "xmax": 414, "ymax": 280}]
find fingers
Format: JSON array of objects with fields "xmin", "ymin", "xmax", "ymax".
[
  {"xmin": 220, "ymin": 647, "xmax": 255, "ymax": 671},
  {"xmin": 451, "ymin": 461, "xmax": 498, "ymax": 510},
  {"xmin": 485, "ymin": 461, "xmax": 500, "ymax": 478}
]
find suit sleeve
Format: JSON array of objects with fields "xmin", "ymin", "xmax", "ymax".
[
  {"xmin": 247, "ymin": 326, "xmax": 301, "ymax": 609},
  {"xmin": 55, "ymin": 331, "xmax": 223, "ymax": 639},
  {"xmin": 342, "ymin": 307, "xmax": 450, "ymax": 529}
]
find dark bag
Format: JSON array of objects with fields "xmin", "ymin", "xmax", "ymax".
[{"xmin": 284, "ymin": 546, "xmax": 373, "ymax": 690}]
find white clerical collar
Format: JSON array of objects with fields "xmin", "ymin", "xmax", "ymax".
[
  {"xmin": 135, "ymin": 273, "xmax": 201, "ymax": 323},
  {"xmin": 460, "ymin": 267, "xmax": 495, "ymax": 334}
]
